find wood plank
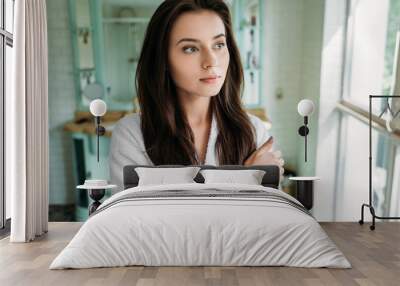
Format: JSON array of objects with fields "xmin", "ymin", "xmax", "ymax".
[{"xmin": 0, "ymin": 222, "xmax": 399, "ymax": 286}]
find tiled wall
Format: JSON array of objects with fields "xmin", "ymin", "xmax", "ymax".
[
  {"xmin": 47, "ymin": 0, "xmax": 76, "ymax": 205},
  {"xmin": 263, "ymin": 0, "xmax": 324, "ymax": 176},
  {"xmin": 297, "ymin": 0, "xmax": 324, "ymax": 176}
]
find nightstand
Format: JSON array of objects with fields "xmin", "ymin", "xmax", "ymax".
[
  {"xmin": 289, "ymin": 177, "xmax": 320, "ymax": 210},
  {"xmin": 77, "ymin": 180, "xmax": 117, "ymax": 216}
]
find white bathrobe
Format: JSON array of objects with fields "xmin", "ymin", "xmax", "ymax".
[{"xmin": 108, "ymin": 113, "xmax": 271, "ymax": 192}]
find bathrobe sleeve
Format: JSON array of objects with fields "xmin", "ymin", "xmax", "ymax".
[
  {"xmin": 109, "ymin": 114, "xmax": 153, "ymax": 193},
  {"xmin": 248, "ymin": 113, "xmax": 273, "ymax": 150}
]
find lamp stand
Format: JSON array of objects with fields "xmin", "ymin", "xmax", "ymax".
[
  {"xmin": 95, "ymin": 116, "xmax": 106, "ymax": 162},
  {"xmin": 298, "ymin": 116, "xmax": 309, "ymax": 162}
]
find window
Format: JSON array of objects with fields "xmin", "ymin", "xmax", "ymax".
[
  {"xmin": 1, "ymin": 0, "xmax": 14, "ymax": 231},
  {"xmin": 5, "ymin": 0, "xmax": 14, "ymax": 34},
  {"xmin": 336, "ymin": 115, "xmax": 396, "ymax": 220},
  {"xmin": 342, "ymin": 0, "xmax": 396, "ymax": 113},
  {"xmin": 390, "ymin": 147, "xmax": 400, "ymax": 216},
  {"xmin": 337, "ymin": 0, "xmax": 400, "ymax": 220}
]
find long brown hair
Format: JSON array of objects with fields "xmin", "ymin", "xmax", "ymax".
[{"xmin": 135, "ymin": 0, "xmax": 256, "ymax": 165}]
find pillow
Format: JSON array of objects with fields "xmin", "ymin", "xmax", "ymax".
[
  {"xmin": 135, "ymin": 167, "xmax": 201, "ymax": 186},
  {"xmin": 200, "ymin": 169, "xmax": 266, "ymax": 185}
]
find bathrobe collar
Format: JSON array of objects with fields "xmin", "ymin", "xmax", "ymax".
[{"xmin": 142, "ymin": 112, "xmax": 219, "ymax": 166}]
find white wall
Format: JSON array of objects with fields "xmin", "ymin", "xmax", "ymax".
[
  {"xmin": 314, "ymin": 0, "xmax": 348, "ymax": 221},
  {"xmin": 47, "ymin": 0, "xmax": 76, "ymax": 205}
]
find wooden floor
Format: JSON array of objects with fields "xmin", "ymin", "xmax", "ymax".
[{"xmin": 0, "ymin": 222, "xmax": 399, "ymax": 286}]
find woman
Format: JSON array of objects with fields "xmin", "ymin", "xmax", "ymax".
[{"xmin": 109, "ymin": 0, "xmax": 284, "ymax": 191}]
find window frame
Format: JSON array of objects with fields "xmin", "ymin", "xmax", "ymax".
[{"xmin": 1, "ymin": 0, "xmax": 14, "ymax": 232}]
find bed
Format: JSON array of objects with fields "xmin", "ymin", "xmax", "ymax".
[{"xmin": 50, "ymin": 165, "xmax": 351, "ymax": 269}]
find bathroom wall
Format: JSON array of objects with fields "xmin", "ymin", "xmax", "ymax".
[
  {"xmin": 297, "ymin": 0, "xmax": 325, "ymax": 176},
  {"xmin": 263, "ymin": 0, "xmax": 325, "ymax": 176},
  {"xmin": 47, "ymin": 0, "xmax": 76, "ymax": 205}
]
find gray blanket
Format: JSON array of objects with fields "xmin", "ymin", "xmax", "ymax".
[{"xmin": 92, "ymin": 189, "xmax": 311, "ymax": 217}]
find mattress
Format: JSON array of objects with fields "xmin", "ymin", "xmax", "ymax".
[{"xmin": 50, "ymin": 183, "xmax": 351, "ymax": 269}]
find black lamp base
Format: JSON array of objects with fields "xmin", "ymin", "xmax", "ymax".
[
  {"xmin": 295, "ymin": 180, "xmax": 314, "ymax": 210},
  {"xmin": 88, "ymin": 189, "xmax": 105, "ymax": 215}
]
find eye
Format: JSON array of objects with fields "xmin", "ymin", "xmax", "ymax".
[
  {"xmin": 182, "ymin": 46, "xmax": 198, "ymax": 54},
  {"xmin": 215, "ymin": 42, "xmax": 226, "ymax": 49}
]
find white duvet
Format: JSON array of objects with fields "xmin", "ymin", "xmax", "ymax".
[{"xmin": 50, "ymin": 183, "xmax": 351, "ymax": 269}]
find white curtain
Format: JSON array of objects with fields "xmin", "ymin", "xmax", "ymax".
[{"xmin": 7, "ymin": 0, "xmax": 49, "ymax": 242}]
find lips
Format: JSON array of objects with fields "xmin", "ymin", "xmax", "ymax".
[{"xmin": 200, "ymin": 75, "xmax": 221, "ymax": 83}]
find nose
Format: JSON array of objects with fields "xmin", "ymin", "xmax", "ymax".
[{"xmin": 202, "ymin": 48, "xmax": 218, "ymax": 70}]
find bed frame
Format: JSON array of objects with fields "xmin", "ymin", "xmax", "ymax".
[{"xmin": 123, "ymin": 165, "xmax": 280, "ymax": 190}]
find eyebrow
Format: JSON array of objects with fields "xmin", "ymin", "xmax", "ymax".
[{"xmin": 176, "ymin": 33, "xmax": 226, "ymax": 45}]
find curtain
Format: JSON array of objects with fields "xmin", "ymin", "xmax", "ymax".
[{"xmin": 7, "ymin": 0, "xmax": 49, "ymax": 242}]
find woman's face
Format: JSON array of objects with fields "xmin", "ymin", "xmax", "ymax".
[{"xmin": 168, "ymin": 10, "xmax": 230, "ymax": 99}]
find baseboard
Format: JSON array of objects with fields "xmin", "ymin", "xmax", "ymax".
[{"xmin": 49, "ymin": 204, "xmax": 76, "ymax": 222}]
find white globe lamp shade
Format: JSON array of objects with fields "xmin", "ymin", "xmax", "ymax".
[
  {"xmin": 90, "ymin": 99, "xmax": 107, "ymax": 117},
  {"xmin": 297, "ymin": 99, "xmax": 315, "ymax": 117}
]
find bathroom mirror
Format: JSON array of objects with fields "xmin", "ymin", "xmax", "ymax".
[{"xmin": 82, "ymin": 83, "xmax": 104, "ymax": 103}]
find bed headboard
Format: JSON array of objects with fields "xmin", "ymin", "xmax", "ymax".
[{"xmin": 123, "ymin": 165, "xmax": 280, "ymax": 190}]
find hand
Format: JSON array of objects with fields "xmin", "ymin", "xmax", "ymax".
[{"xmin": 244, "ymin": 136, "xmax": 285, "ymax": 182}]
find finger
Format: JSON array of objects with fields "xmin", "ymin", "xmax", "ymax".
[
  {"xmin": 278, "ymin": 158, "xmax": 284, "ymax": 166},
  {"xmin": 280, "ymin": 167, "xmax": 284, "ymax": 175},
  {"xmin": 279, "ymin": 175, "xmax": 284, "ymax": 183}
]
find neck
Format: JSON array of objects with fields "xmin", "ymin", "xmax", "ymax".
[{"xmin": 178, "ymin": 92, "xmax": 212, "ymax": 127}]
